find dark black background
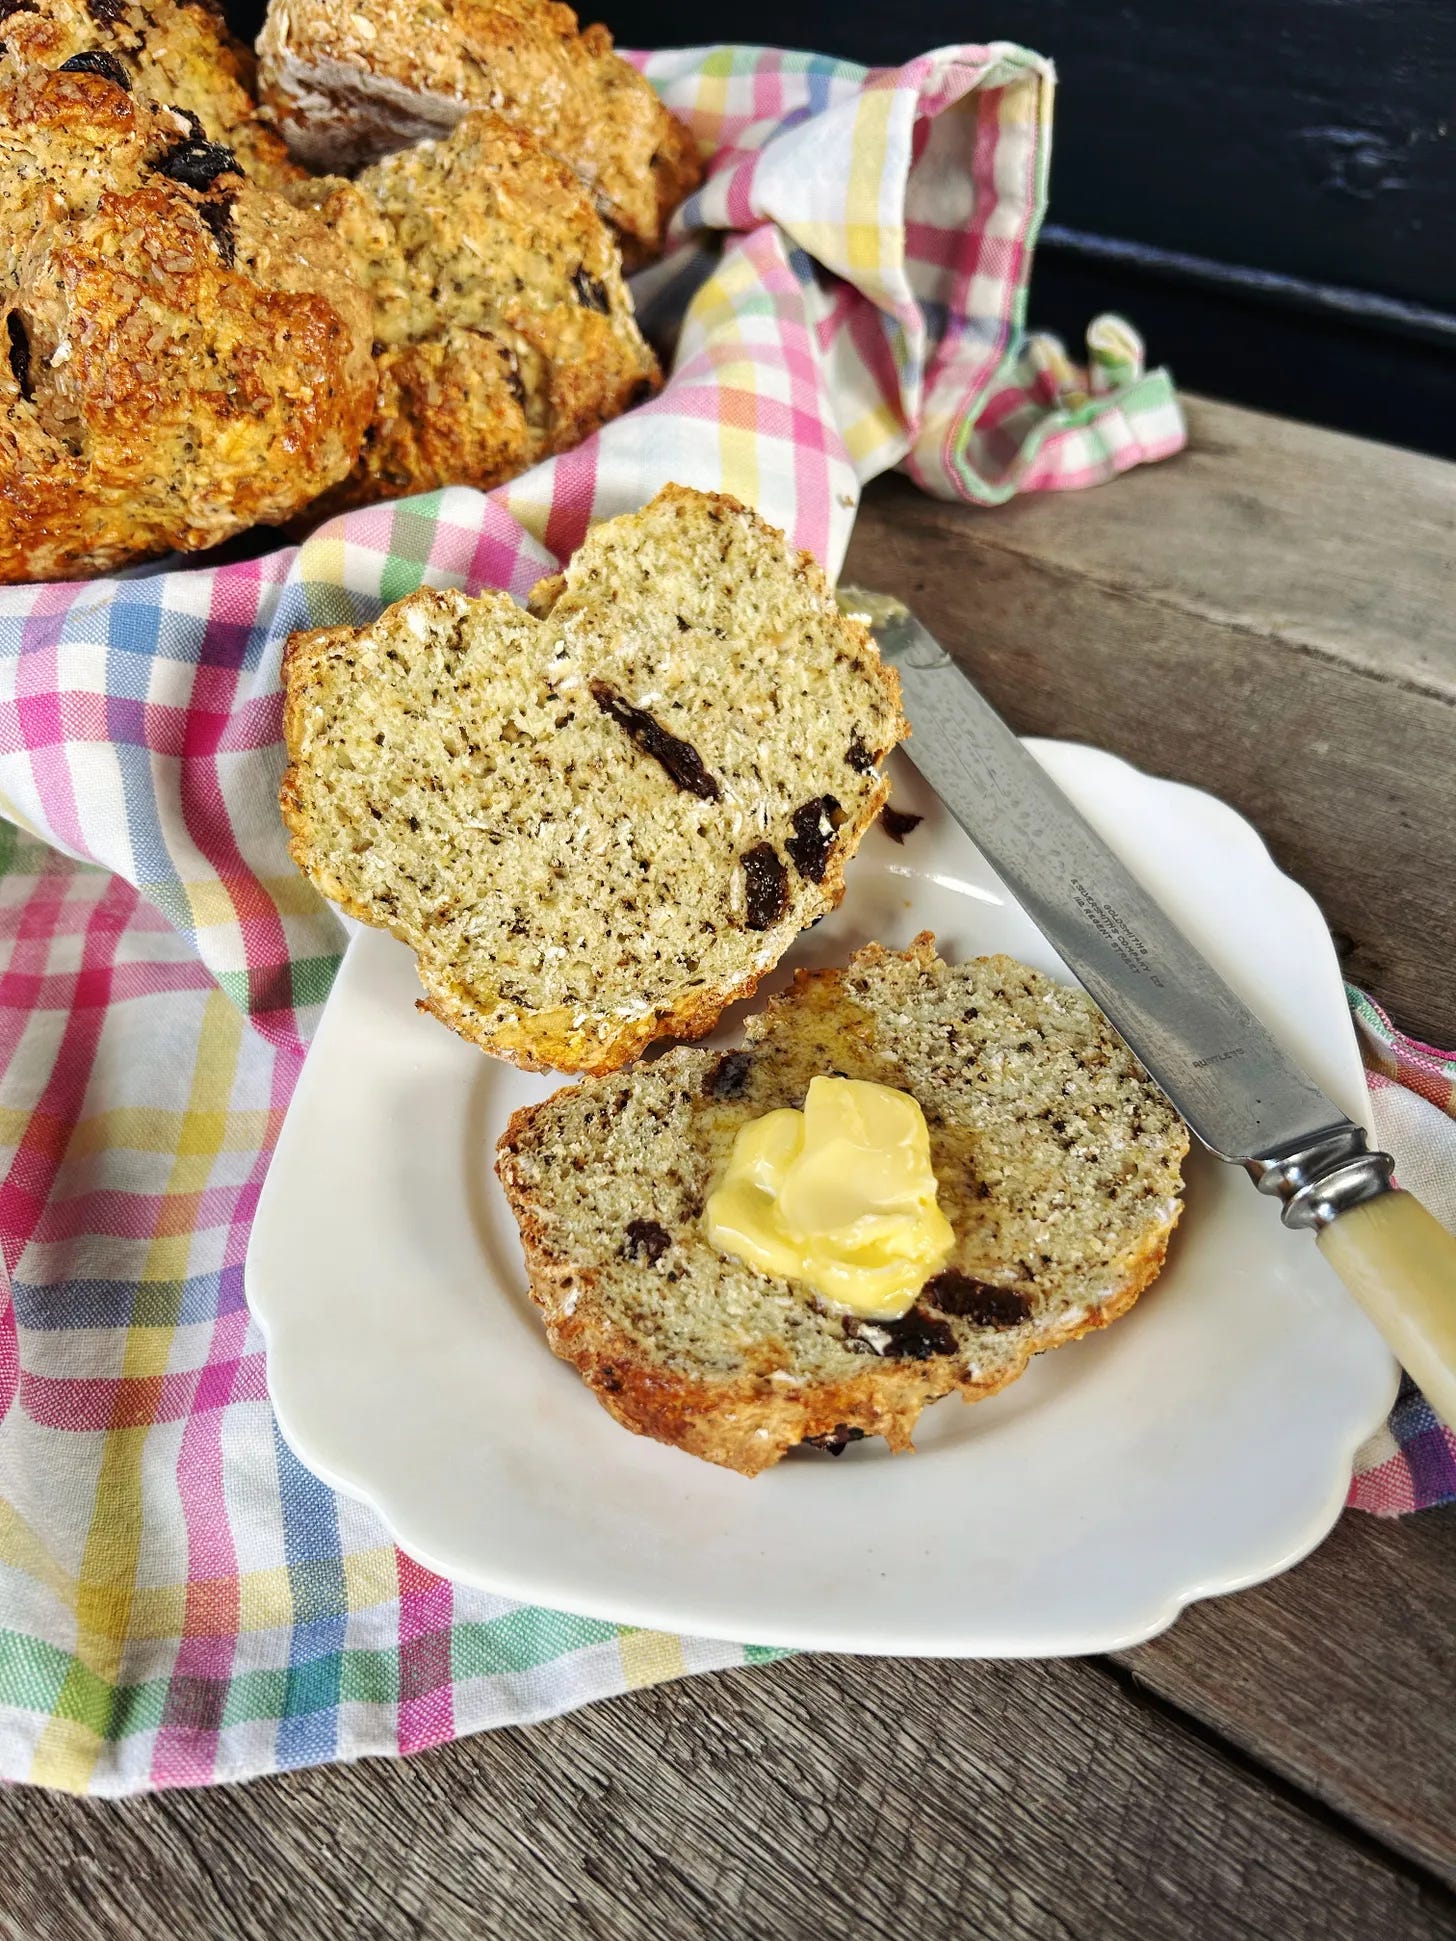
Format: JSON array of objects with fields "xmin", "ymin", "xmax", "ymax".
[{"xmin": 227, "ymin": 0, "xmax": 1456, "ymax": 457}]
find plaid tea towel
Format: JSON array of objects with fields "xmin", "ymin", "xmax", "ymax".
[
  {"xmin": 1344, "ymin": 995, "xmax": 1456, "ymax": 1513},
  {"xmin": 0, "ymin": 41, "xmax": 1443, "ymax": 1800}
]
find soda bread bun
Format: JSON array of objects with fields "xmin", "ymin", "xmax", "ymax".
[
  {"xmin": 0, "ymin": 68, "xmax": 375, "ymax": 581},
  {"xmin": 257, "ymin": 0, "xmax": 701, "ymax": 259},
  {"xmin": 293, "ymin": 111, "xmax": 658, "ymax": 517}
]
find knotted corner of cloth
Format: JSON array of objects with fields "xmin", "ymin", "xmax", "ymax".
[{"xmin": 608, "ymin": 42, "xmax": 1186, "ymax": 554}]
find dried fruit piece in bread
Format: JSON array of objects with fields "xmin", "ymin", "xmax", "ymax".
[
  {"xmin": 280, "ymin": 486, "xmax": 908, "ymax": 1072},
  {"xmin": 498, "ymin": 936, "xmax": 1189, "ymax": 1475}
]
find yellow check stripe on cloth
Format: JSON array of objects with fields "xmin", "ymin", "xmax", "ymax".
[{"xmin": 0, "ymin": 42, "xmax": 1197, "ymax": 1794}]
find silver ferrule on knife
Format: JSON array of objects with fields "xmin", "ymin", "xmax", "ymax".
[
  {"xmin": 1247, "ymin": 1130, "xmax": 1395, "ymax": 1231},
  {"xmin": 839, "ymin": 587, "xmax": 1456, "ymax": 1426}
]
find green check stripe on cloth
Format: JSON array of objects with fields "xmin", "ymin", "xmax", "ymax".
[{"xmin": 0, "ymin": 41, "xmax": 1447, "ymax": 1799}]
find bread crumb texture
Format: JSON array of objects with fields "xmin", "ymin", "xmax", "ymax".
[
  {"xmin": 498, "ymin": 935, "xmax": 1190, "ymax": 1475},
  {"xmin": 294, "ymin": 112, "xmax": 659, "ymax": 516},
  {"xmin": 280, "ymin": 486, "xmax": 908, "ymax": 1072},
  {"xmin": 257, "ymin": 0, "xmax": 703, "ymax": 257},
  {"xmin": 0, "ymin": 69, "xmax": 375, "ymax": 581}
]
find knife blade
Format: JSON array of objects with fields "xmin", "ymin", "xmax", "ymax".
[
  {"xmin": 839, "ymin": 588, "xmax": 1456, "ymax": 1426},
  {"xmin": 843, "ymin": 592, "xmax": 1345, "ymax": 1167}
]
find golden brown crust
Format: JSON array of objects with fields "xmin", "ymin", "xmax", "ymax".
[
  {"xmin": 278, "ymin": 487, "xmax": 907, "ymax": 1073},
  {"xmin": 289, "ymin": 113, "xmax": 659, "ymax": 520},
  {"xmin": 299, "ymin": 332, "xmax": 535, "ymax": 525},
  {"xmin": 0, "ymin": 0, "xmax": 305, "ymax": 192},
  {"xmin": 256, "ymin": 0, "xmax": 702, "ymax": 256},
  {"xmin": 525, "ymin": 570, "xmax": 567, "ymax": 618},
  {"xmin": 495, "ymin": 934, "xmax": 1190, "ymax": 1475},
  {"xmin": 0, "ymin": 71, "xmax": 375, "ymax": 582}
]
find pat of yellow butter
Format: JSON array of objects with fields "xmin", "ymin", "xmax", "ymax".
[{"xmin": 703, "ymin": 1076, "xmax": 954, "ymax": 1319}]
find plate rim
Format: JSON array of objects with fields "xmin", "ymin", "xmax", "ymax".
[{"xmin": 245, "ymin": 737, "xmax": 1399, "ymax": 1656}]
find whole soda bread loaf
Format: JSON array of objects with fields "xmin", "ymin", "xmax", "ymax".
[
  {"xmin": 497, "ymin": 936, "xmax": 1190, "ymax": 1476},
  {"xmin": 293, "ymin": 112, "xmax": 658, "ymax": 518},
  {"xmin": 0, "ymin": 68, "xmax": 375, "ymax": 582},
  {"xmin": 280, "ymin": 486, "xmax": 907, "ymax": 1072},
  {"xmin": 256, "ymin": 0, "xmax": 702, "ymax": 259}
]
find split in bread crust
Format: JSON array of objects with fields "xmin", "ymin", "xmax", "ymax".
[{"xmin": 257, "ymin": 0, "xmax": 702, "ymax": 258}]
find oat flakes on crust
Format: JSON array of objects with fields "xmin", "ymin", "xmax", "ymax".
[
  {"xmin": 256, "ymin": 0, "xmax": 702, "ymax": 257},
  {"xmin": 496, "ymin": 936, "xmax": 1190, "ymax": 1476},
  {"xmin": 0, "ymin": 69, "xmax": 376, "ymax": 583},
  {"xmin": 0, "ymin": 0, "xmax": 304, "ymax": 190},
  {"xmin": 295, "ymin": 111, "xmax": 659, "ymax": 519}
]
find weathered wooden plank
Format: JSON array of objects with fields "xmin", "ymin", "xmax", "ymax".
[
  {"xmin": 4, "ymin": 396, "xmax": 1451, "ymax": 1941},
  {"xmin": 843, "ymin": 398, "xmax": 1456, "ymax": 1042},
  {"xmin": 901, "ymin": 393, "xmax": 1456, "ymax": 693},
  {"xmin": 1116, "ymin": 1504, "xmax": 1456, "ymax": 1885},
  {"xmin": 1, "ymin": 1644, "xmax": 1451, "ymax": 1941}
]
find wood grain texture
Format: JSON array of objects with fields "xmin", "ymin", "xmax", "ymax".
[
  {"xmin": 843, "ymin": 395, "xmax": 1456, "ymax": 1042},
  {"xmin": 4, "ymin": 396, "xmax": 1454, "ymax": 1941},
  {"xmin": 0, "ymin": 1628, "xmax": 1452, "ymax": 1941},
  {"xmin": 1116, "ymin": 1504, "xmax": 1456, "ymax": 1885}
]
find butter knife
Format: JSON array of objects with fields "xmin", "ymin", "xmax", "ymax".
[{"xmin": 840, "ymin": 588, "xmax": 1456, "ymax": 1429}]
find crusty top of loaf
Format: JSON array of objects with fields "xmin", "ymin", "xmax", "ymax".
[
  {"xmin": 0, "ymin": 0, "xmax": 303, "ymax": 190},
  {"xmin": 497, "ymin": 935, "xmax": 1190, "ymax": 1474},
  {"xmin": 293, "ymin": 111, "xmax": 659, "ymax": 516},
  {"xmin": 0, "ymin": 69, "xmax": 375, "ymax": 582},
  {"xmin": 256, "ymin": 0, "xmax": 702, "ymax": 255},
  {"xmin": 280, "ymin": 485, "xmax": 908, "ymax": 1072}
]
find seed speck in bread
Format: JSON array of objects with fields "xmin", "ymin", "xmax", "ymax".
[
  {"xmin": 280, "ymin": 486, "xmax": 908, "ymax": 1072},
  {"xmin": 497, "ymin": 936, "xmax": 1189, "ymax": 1475}
]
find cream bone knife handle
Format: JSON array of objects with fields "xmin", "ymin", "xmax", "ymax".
[
  {"xmin": 1319, "ymin": 1194, "xmax": 1456, "ymax": 1429},
  {"xmin": 842, "ymin": 592, "xmax": 1456, "ymax": 1431},
  {"xmin": 1252, "ymin": 1132, "xmax": 1456, "ymax": 1431}
]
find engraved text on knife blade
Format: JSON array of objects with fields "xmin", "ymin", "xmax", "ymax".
[{"xmin": 869, "ymin": 612, "xmax": 1350, "ymax": 1160}]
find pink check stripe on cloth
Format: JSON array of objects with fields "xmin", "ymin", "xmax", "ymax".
[
  {"xmin": 1344, "ymin": 993, "xmax": 1456, "ymax": 1513},
  {"xmin": 0, "ymin": 40, "xmax": 1446, "ymax": 1798}
]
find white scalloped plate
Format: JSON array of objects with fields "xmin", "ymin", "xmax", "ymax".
[{"xmin": 245, "ymin": 742, "xmax": 1397, "ymax": 1656}]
